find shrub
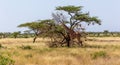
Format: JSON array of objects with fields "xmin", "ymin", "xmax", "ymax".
[
  {"xmin": 25, "ymin": 54, "xmax": 33, "ymax": 58},
  {"xmin": 0, "ymin": 55, "xmax": 15, "ymax": 65},
  {"xmin": 0, "ymin": 44, "xmax": 2, "ymax": 48},
  {"xmin": 47, "ymin": 41, "xmax": 62, "ymax": 48},
  {"xmin": 20, "ymin": 45, "xmax": 32, "ymax": 50},
  {"xmin": 39, "ymin": 48, "xmax": 53, "ymax": 53},
  {"xmin": 91, "ymin": 51, "xmax": 107, "ymax": 59},
  {"xmin": 0, "ymin": 44, "xmax": 7, "ymax": 49}
]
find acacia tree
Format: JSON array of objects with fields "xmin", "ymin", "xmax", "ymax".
[
  {"xmin": 52, "ymin": 5, "xmax": 101, "ymax": 47},
  {"xmin": 23, "ymin": 30, "xmax": 32, "ymax": 38},
  {"xmin": 18, "ymin": 19, "xmax": 55, "ymax": 43},
  {"xmin": 103, "ymin": 30, "xmax": 109, "ymax": 36},
  {"xmin": 12, "ymin": 31, "xmax": 21, "ymax": 38},
  {"xmin": 56, "ymin": 6, "xmax": 101, "ymax": 30},
  {"xmin": 18, "ymin": 21, "xmax": 43, "ymax": 43}
]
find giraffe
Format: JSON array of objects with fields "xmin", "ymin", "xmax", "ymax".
[
  {"xmin": 60, "ymin": 22, "xmax": 83, "ymax": 46},
  {"xmin": 52, "ymin": 13, "xmax": 83, "ymax": 47}
]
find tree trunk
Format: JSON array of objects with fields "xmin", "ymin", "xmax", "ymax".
[
  {"xmin": 33, "ymin": 32, "xmax": 39, "ymax": 43},
  {"xmin": 33, "ymin": 36, "xmax": 37, "ymax": 43},
  {"xmin": 67, "ymin": 40, "xmax": 70, "ymax": 47},
  {"xmin": 66, "ymin": 34, "xmax": 71, "ymax": 47}
]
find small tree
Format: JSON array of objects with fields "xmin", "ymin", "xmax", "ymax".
[
  {"xmin": 18, "ymin": 20, "xmax": 55, "ymax": 43},
  {"xmin": 0, "ymin": 33, "xmax": 3, "ymax": 38},
  {"xmin": 23, "ymin": 30, "xmax": 31, "ymax": 38},
  {"xmin": 103, "ymin": 30, "xmax": 109, "ymax": 36},
  {"xmin": 12, "ymin": 31, "xmax": 21, "ymax": 38},
  {"xmin": 18, "ymin": 21, "xmax": 42, "ymax": 43}
]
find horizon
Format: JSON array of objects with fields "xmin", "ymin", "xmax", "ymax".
[{"xmin": 0, "ymin": 0, "xmax": 120, "ymax": 32}]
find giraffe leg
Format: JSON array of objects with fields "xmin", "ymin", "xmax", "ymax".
[
  {"xmin": 77, "ymin": 36, "xmax": 83, "ymax": 46},
  {"xmin": 60, "ymin": 38, "xmax": 66, "ymax": 47},
  {"xmin": 70, "ymin": 38, "xmax": 74, "ymax": 47}
]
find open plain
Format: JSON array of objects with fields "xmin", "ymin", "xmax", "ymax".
[{"xmin": 0, "ymin": 37, "xmax": 120, "ymax": 65}]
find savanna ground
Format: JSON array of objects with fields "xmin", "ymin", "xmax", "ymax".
[{"xmin": 0, "ymin": 37, "xmax": 120, "ymax": 65}]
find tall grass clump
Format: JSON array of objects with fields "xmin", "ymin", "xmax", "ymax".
[
  {"xmin": 20, "ymin": 45, "xmax": 32, "ymax": 50},
  {"xmin": 0, "ymin": 55, "xmax": 15, "ymax": 65},
  {"xmin": 0, "ymin": 44, "xmax": 3, "ymax": 48},
  {"xmin": 91, "ymin": 51, "xmax": 107, "ymax": 59}
]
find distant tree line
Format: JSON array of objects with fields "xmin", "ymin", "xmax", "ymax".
[
  {"xmin": 88, "ymin": 31, "xmax": 120, "ymax": 37},
  {"xmin": 0, "ymin": 31, "xmax": 34, "ymax": 39},
  {"xmin": 0, "ymin": 30, "xmax": 120, "ymax": 39}
]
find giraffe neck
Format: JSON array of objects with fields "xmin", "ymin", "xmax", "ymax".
[{"xmin": 61, "ymin": 22, "xmax": 75, "ymax": 34}]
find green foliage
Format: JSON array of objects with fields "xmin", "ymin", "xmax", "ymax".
[
  {"xmin": 0, "ymin": 55, "xmax": 15, "ymax": 65},
  {"xmin": 53, "ymin": 5, "xmax": 101, "ymax": 47},
  {"xmin": 18, "ymin": 22, "xmax": 41, "ymax": 29},
  {"xmin": 18, "ymin": 21, "xmax": 44, "ymax": 36},
  {"xmin": 18, "ymin": 20, "xmax": 55, "ymax": 42},
  {"xmin": 18, "ymin": 20, "xmax": 54, "ymax": 32},
  {"xmin": 91, "ymin": 51, "xmax": 107, "ymax": 59},
  {"xmin": 56, "ymin": 5, "xmax": 82, "ymax": 13},
  {"xmin": 12, "ymin": 31, "xmax": 21, "ymax": 38},
  {"xmin": 104, "ymin": 30, "xmax": 109, "ymax": 33},
  {"xmin": 56, "ymin": 5, "xmax": 101, "ymax": 27},
  {"xmin": 75, "ymin": 13, "xmax": 101, "ymax": 25}
]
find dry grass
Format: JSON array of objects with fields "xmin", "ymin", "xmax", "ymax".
[{"xmin": 0, "ymin": 37, "xmax": 120, "ymax": 65}]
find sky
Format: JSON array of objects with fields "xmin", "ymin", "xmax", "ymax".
[{"xmin": 0, "ymin": 0, "xmax": 120, "ymax": 32}]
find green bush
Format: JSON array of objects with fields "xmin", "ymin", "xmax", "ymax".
[
  {"xmin": 91, "ymin": 51, "xmax": 107, "ymax": 59},
  {"xmin": 0, "ymin": 55, "xmax": 15, "ymax": 65}
]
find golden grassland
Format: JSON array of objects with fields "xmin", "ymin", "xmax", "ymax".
[{"xmin": 0, "ymin": 37, "xmax": 120, "ymax": 65}]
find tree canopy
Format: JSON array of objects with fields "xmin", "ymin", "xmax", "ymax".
[{"xmin": 55, "ymin": 5, "xmax": 101, "ymax": 30}]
